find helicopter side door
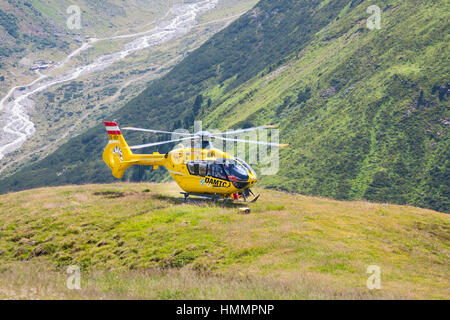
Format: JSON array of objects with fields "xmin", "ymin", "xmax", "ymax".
[
  {"xmin": 204, "ymin": 161, "xmax": 231, "ymax": 189},
  {"xmin": 207, "ymin": 162, "xmax": 228, "ymax": 181}
]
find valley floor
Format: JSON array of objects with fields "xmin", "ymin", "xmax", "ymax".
[{"xmin": 0, "ymin": 183, "xmax": 448, "ymax": 299}]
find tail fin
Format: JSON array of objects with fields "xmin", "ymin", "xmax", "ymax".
[{"xmin": 103, "ymin": 121, "xmax": 136, "ymax": 179}]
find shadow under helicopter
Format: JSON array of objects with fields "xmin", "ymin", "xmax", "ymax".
[{"xmin": 150, "ymin": 193, "xmax": 255, "ymax": 208}]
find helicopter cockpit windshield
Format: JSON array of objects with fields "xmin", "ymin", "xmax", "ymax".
[
  {"xmin": 235, "ymin": 158, "xmax": 257, "ymax": 179},
  {"xmin": 222, "ymin": 160, "xmax": 249, "ymax": 182}
]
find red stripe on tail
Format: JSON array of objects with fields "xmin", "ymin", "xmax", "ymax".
[
  {"xmin": 104, "ymin": 121, "xmax": 118, "ymax": 126},
  {"xmin": 104, "ymin": 121, "xmax": 122, "ymax": 135}
]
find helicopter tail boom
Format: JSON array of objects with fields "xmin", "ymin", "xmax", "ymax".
[{"xmin": 103, "ymin": 121, "xmax": 166, "ymax": 179}]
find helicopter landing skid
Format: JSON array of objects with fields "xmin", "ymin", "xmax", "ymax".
[
  {"xmin": 181, "ymin": 192, "xmax": 227, "ymax": 204},
  {"xmin": 180, "ymin": 192, "xmax": 259, "ymax": 204}
]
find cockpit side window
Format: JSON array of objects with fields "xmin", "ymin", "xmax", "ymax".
[{"xmin": 207, "ymin": 161, "xmax": 228, "ymax": 181}]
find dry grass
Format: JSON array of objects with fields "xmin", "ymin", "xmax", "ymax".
[
  {"xmin": 0, "ymin": 183, "xmax": 448, "ymax": 299},
  {"xmin": 0, "ymin": 260, "xmax": 400, "ymax": 300}
]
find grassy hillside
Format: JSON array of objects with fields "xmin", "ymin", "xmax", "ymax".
[
  {"xmin": 0, "ymin": 183, "xmax": 448, "ymax": 299},
  {"xmin": 0, "ymin": 0, "xmax": 448, "ymax": 213}
]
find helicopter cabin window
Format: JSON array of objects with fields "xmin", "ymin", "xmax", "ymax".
[
  {"xmin": 199, "ymin": 162, "xmax": 208, "ymax": 176},
  {"xmin": 187, "ymin": 161, "xmax": 229, "ymax": 181},
  {"xmin": 187, "ymin": 161, "xmax": 208, "ymax": 177}
]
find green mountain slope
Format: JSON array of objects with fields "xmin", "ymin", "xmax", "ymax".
[
  {"xmin": 201, "ymin": 0, "xmax": 450, "ymax": 212},
  {"xmin": 0, "ymin": 0, "xmax": 448, "ymax": 213}
]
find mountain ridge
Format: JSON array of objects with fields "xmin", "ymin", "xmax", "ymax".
[{"xmin": 0, "ymin": 0, "xmax": 256, "ymax": 174}]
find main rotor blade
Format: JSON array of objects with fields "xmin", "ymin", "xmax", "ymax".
[
  {"xmin": 123, "ymin": 127, "xmax": 195, "ymax": 136},
  {"xmin": 212, "ymin": 136, "xmax": 289, "ymax": 147},
  {"xmin": 214, "ymin": 125, "xmax": 279, "ymax": 136},
  {"xmin": 129, "ymin": 137, "xmax": 193, "ymax": 150}
]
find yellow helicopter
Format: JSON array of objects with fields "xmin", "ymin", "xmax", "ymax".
[{"xmin": 102, "ymin": 121, "xmax": 288, "ymax": 202}]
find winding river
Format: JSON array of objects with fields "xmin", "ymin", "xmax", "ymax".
[{"xmin": 0, "ymin": 0, "xmax": 218, "ymax": 161}]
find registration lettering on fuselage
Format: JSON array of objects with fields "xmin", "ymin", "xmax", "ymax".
[{"xmin": 201, "ymin": 177, "xmax": 231, "ymax": 188}]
